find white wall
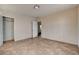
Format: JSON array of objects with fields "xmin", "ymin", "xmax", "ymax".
[
  {"xmin": 14, "ymin": 15, "xmax": 35, "ymax": 41},
  {"xmin": 40, "ymin": 8, "xmax": 77, "ymax": 45}
]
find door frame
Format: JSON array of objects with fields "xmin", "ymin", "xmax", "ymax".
[{"xmin": 32, "ymin": 20, "xmax": 38, "ymax": 38}]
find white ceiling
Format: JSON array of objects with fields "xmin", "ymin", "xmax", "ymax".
[{"xmin": 0, "ymin": 4, "xmax": 77, "ymax": 17}]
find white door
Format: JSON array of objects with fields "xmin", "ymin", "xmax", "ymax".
[
  {"xmin": 0, "ymin": 16, "xmax": 3, "ymax": 46},
  {"xmin": 32, "ymin": 21, "xmax": 38, "ymax": 38}
]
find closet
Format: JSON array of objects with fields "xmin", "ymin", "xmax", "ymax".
[
  {"xmin": 3, "ymin": 16, "xmax": 14, "ymax": 41},
  {"xmin": 0, "ymin": 16, "xmax": 14, "ymax": 46}
]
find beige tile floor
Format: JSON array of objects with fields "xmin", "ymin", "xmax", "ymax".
[{"xmin": 0, "ymin": 37, "xmax": 79, "ymax": 55}]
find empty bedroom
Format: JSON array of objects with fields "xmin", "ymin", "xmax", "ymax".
[{"xmin": 0, "ymin": 4, "xmax": 79, "ymax": 55}]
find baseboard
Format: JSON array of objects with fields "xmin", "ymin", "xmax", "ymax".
[
  {"xmin": 14, "ymin": 37, "xmax": 32, "ymax": 42},
  {"xmin": 3, "ymin": 39, "xmax": 14, "ymax": 43},
  {"xmin": 41, "ymin": 37, "xmax": 78, "ymax": 47}
]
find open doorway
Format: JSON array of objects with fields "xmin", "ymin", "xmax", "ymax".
[
  {"xmin": 32, "ymin": 20, "xmax": 38, "ymax": 38},
  {"xmin": 38, "ymin": 21, "xmax": 42, "ymax": 37},
  {"xmin": 32, "ymin": 20, "xmax": 42, "ymax": 38}
]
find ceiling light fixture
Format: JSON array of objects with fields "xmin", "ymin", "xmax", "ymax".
[{"xmin": 34, "ymin": 4, "xmax": 40, "ymax": 9}]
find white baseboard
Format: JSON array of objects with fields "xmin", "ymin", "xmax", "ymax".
[{"xmin": 41, "ymin": 36, "xmax": 78, "ymax": 46}]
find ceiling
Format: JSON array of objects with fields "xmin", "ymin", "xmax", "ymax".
[{"xmin": 0, "ymin": 4, "xmax": 77, "ymax": 17}]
